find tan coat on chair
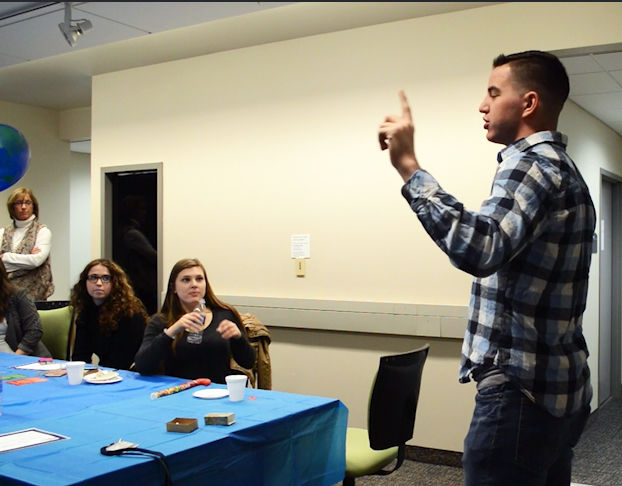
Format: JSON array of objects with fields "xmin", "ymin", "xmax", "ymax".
[{"xmin": 230, "ymin": 313, "xmax": 272, "ymax": 390}]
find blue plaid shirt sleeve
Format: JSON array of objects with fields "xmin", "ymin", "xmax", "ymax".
[
  {"xmin": 400, "ymin": 131, "xmax": 595, "ymax": 417},
  {"xmin": 402, "ymin": 155, "xmax": 557, "ymax": 278}
]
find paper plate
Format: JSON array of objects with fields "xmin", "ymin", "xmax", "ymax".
[
  {"xmin": 192, "ymin": 388, "xmax": 229, "ymax": 399},
  {"xmin": 83, "ymin": 373, "xmax": 123, "ymax": 384}
]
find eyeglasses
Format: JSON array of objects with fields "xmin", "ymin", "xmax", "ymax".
[
  {"xmin": 13, "ymin": 200, "xmax": 33, "ymax": 206},
  {"xmin": 87, "ymin": 274, "xmax": 112, "ymax": 283}
]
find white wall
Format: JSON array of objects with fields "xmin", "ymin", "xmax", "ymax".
[
  {"xmin": 89, "ymin": 1, "xmax": 622, "ymax": 451},
  {"xmin": 69, "ymin": 150, "xmax": 91, "ymax": 286},
  {"xmin": 559, "ymin": 101, "xmax": 622, "ymax": 401}
]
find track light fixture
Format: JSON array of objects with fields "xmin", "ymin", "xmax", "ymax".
[{"xmin": 58, "ymin": 2, "xmax": 92, "ymax": 47}]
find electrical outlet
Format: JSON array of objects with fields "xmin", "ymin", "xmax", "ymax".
[{"xmin": 295, "ymin": 259, "xmax": 306, "ymax": 277}]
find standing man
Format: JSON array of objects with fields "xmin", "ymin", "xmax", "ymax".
[{"xmin": 379, "ymin": 51, "xmax": 595, "ymax": 485}]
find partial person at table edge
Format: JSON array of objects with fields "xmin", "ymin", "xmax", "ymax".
[
  {"xmin": 71, "ymin": 258, "xmax": 148, "ymax": 370},
  {"xmin": 134, "ymin": 257, "xmax": 256, "ymax": 383},
  {"xmin": 0, "ymin": 260, "xmax": 51, "ymax": 357},
  {"xmin": 0, "ymin": 187, "xmax": 54, "ymax": 301}
]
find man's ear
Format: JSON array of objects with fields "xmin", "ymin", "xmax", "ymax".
[{"xmin": 522, "ymin": 91, "xmax": 539, "ymax": 118}]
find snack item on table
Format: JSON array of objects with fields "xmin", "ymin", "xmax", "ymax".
[
  {"xmin": 89, "ymin": 370, "xmax": 120, "ymax": 381},
  {"xmin": 166, "ymin": 417, "xmax": 199, "ymax": 433},
  {"xmin": 204, "ymin": 412, "xmax": 235, "ymax": 426},
  {"xmin": 150, "ymin": 378, "xmax": 212, "ymax": 399}
]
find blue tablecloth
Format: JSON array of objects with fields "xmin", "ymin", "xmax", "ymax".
[{"xmin": 0, "ymin": 353, "xmax": 347, "ymax": 486}]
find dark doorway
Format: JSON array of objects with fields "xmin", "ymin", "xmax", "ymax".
[{"xmin": 107, "ymin": 169, "xmax": 159, "ymax": 315}]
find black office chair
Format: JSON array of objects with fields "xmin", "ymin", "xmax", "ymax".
[
  {"xmin": 343, "ymin": 344, "xmax": 429, "ymax": 486},
  {"xmin": 35, "ymin": 300, "xmax": 70, "ymax": 310}
]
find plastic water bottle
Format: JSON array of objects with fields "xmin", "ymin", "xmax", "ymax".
[{"xmin": 186, "ymin": 298, "xmax": 206, "ymax": 344}]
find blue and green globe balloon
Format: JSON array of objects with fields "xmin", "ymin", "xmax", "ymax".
[{"xmin": 0, "ymin": 124, "xmax": 30, "ymax": 192}]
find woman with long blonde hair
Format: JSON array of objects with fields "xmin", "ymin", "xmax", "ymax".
[
  {"xmin": 134, "ymin": 258, "xmax": 255, "ymax": 382},
  {"xmin": 70, "ymin": 258, "xmax": 147, "ymax": 370}
]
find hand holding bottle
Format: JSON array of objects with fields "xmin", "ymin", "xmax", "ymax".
[{"xmin": 187, "ymin": 298, "xmax": 207, "ymax": 344}]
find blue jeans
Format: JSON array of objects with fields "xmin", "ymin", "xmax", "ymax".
[{"xmin": 462, "ymin": 382, "xmax": 589, "ymax": 486}]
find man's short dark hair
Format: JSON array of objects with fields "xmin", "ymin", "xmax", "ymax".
[{"xmin": 493, "ymin": 50, "xmax": 569, "ymax": 115}]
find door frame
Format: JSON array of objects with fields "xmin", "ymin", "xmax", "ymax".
[
  {"xmin": 101, "ymin": 162, "xmax": 163, "ymax": 310},
  {"xmin": 600, "ymin": 169, "xmax": 622, "ymax": 401}
]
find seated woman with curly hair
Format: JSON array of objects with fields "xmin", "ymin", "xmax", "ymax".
[{"xmin": 70, "ymin": 258, "xmax": 148, "ymax": 370}]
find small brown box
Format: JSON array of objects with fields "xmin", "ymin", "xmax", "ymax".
[
  {"xmin": 166, "ymin": 417, "xmax": 198, "ymax": 433},
  {"xmin": 204, "ymin": 412, "xmax": 235, "ymax": 426}
]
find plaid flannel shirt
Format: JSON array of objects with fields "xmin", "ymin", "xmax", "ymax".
[{"xmin": 402, "ymin": 131, "xmax": 595, "ymax": 417}]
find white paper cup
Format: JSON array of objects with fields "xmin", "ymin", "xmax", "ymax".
[
  {"xmin": 225, "ymin": 375, "xmax": 247, "ymax": 402},
  {"xmin": 66, "ymin": 361, "xmax": 85, "ymax": 385}
]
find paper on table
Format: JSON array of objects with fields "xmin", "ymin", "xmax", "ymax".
[
  {"xmin": 14, "ymin": 362, "xmax": 64, "ymax": 371},
  {"xmin": 6, "ymin": 377, "xmax": 48, "ymax": 385},
  {"xmin": 0, "ymin": 428, "xmax": 68, "ymax": 454}
]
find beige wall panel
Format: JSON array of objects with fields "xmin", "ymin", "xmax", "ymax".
[
  {"xmin": 59, "ymin": 107, "xmax": 91, "ymax": 142},
  {"xmin": 91, "ymin": 2, "xmax": 622, "ymax": 451}
]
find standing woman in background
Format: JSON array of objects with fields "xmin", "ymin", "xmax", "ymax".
[
  {"xmin": 71, "ymin": 259, "xmax": 148, "ymax": 370},
  {"xmin": 0, "ymin": 187, "xmax": 54, "ymax": 300},
  {"xmin": 134, "ymin": 258, "xmax": 256, "ymax": 383},
  {"xmin": 0, "ymin": 260, "xmax": 51, "ymax": 357}
]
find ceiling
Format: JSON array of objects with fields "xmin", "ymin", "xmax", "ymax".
[
  {"xmin": 0, "ymin": 2, "xmax": 621, "ymax": 136},
  {"xmin": 559, "ymin": 48, "xmax": 622, "ymax": 136}
]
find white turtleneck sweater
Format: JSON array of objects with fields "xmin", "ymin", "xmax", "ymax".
[{"xmin": 0, "ymin": 214, "xmax": 52, "ymax": 272}]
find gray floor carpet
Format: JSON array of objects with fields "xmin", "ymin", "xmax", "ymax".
[
  {"xmin": 572, "ymin": 396, "xmax": 622, "ymax": 486},
  {"xmin": 336, "ymin": 396, "xmax": 622, "ymax": 486}
]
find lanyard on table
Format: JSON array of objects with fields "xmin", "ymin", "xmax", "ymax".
[{"xmin": 100, "ymin": 441, "xmax": 172, "ymax": 486}]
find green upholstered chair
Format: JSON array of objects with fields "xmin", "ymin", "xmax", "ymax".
[
  {"xmin": 38, "ymin": 305, "xmax": 74, "ymax": 360},
  {"xmin": 343, "ymin": 344, "xmax": 429, "ymax": 486}
]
